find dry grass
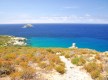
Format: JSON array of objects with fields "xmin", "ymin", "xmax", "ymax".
[
  {"xmin": 84, "ymin": 62, "xmax": 103, "ymax": 79},
  {"xmin": 0, "ymin": 35, "xmax": 11, "ymax": 46},
  {"xmin": 0, "ymin": 47, "xmax": 66, "ymax": 79},
  {"xmin": 0, "ymin": 46, "xmax": 108, "ymax": 80},
  {"xmin": 55, "ymin": 65, "xmax": 66, "ymax": 74}
]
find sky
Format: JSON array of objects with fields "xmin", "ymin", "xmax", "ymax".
[{"xmin": 0, "ymin": 0, "xmax": 108, "ymax": 24}]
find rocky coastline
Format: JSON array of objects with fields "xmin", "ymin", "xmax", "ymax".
[{"xmin": 0, "ymin": 35, "xmax": 27, "ymax": 46}]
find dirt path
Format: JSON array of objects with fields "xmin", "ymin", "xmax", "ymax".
[
  {"xmin": 37, "ymin": 56, "xmax": 93, "ymax": 80},
  {"xmin": 59, "ymin": 56, "xmax": 93, "ymax": 80}
]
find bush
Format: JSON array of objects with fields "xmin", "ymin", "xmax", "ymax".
[
  {"xmin": 10, "ymin": 72, "xmax": 22, "ymax": 80},
  {"xmin": 45, "ymin": 65, "xmax": 53, "ymax": 71},
  {"xmin": 19, "ymin": 62, "xmax": 28, "ymax": 68},
  {"xmin": 21, "ymin": 67, "xmax": 36, "ymax": 79},
  {"xmin": 0, "ymin": 36, "xmax": 10, "ymax": 46},
  {"xmin": 33, "ymin": 57, "xmax": 41, "ymax": 63},
  {"xmin": 39, "ymin": 62, "xmax": 47, "ymax": 69},
  {"xmin": 10, "ymin": 67, "xmax": 36, "ymax": 80},
  {"xmin": 90, "ymin": 70, "xmax": 100, "ymax": 79},
  {"xmin": 84, "ymin": 62, "xmax": 102, "ymax": 72},
  {"xmin": 0, "ymin": 61, "xmax": 15, "ymax": 77},
  {"xmin": 84, "ymin": 62, "xmax": 103, "ymax": 79},
  {"xmin": 71, "ymin": 57, "xmax": 86, "ymax": 66},
  {"xmin": 71, "ymin": 57, "xmax": 79, "ymax": 65},
  {"xmin": 0, "ymin": 58, "xmax": 3, "ymax": 67},
  {"xmin": 59, "ymin": 62, "xmax": 65, "ymax": 67},
  {"xmin": 55, "ymin": 65, "xmax": 65, "ymax": 74},
  {"xmin": 3, "ymin": 53, "xmax": 16, "ymax": 60},
  {"xmin": 78, "ymin": 58, "xmax": 86, "ymax": 66},
  {"xmin": 64, "ymin": 53, "xmax": 71, "ymax": 58},
  {"xmin": 46, "ymin": 49, "xmax": 54, "ymax": 53},
  {"xmin": 49, "ymin": 54, "xmax": 61, "ymax": 64},
  {"xmin": 60, "ymin": 52, "xmax": 65, "ymax": 56},
  {"xmin": 95, "ymin": 54, "xmax": 101, "ymax": 60}
]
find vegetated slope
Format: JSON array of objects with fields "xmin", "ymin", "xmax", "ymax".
[
  {"xmin": 0, "ymin": 46, "xmax": 108, "ymax": 80},
  {"xmin": 0, "ymin": 47, "xmax": 65, "ymax": 80},
  {"xmin": 0, "ymin": 36, "xmax": 11, "ymax": 46}
]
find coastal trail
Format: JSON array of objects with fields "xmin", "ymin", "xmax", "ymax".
[
  {"xmin": 59, "ymin": 56, "xmax": 93, "ymax": 80},
  {"xmin": 47, "ymin": 56, "xmax": 93, "ymax": 80}
]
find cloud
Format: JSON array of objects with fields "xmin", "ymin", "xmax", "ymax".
[
  {"xmin": 0, "ymin": 14, "xmax": 108, "ymax": 24},
  {"xmin": 11, "ymin": 14, "xmax": 34, "ymax": 20},
  {"xmin": 34, "ymin": 16, "xmax": 108, "ymax": 24}
]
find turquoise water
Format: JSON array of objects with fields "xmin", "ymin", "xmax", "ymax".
[{"xmin": 27, "ymin": 37, "xmax": 108, "ymax": 52}]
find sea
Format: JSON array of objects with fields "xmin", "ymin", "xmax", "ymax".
[{"xmin": 0, "ymin": 24, "xmax": 108, "ymax": 52}]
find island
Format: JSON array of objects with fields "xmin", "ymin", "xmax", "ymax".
[{"xmin": 22, "ymin": 24, "xmax": 33, "ymax": 28}]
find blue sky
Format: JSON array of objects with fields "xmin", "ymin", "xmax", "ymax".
[{"xmin": 0, "ymin": 0, "xmax": 108, "ymax": 24}]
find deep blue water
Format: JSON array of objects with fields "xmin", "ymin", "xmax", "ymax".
[{"xmin": 0, "ymin": 24, "xmax": 108, "ymax": 52}]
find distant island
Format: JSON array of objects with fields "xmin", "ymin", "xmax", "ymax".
[{"xmin": 22, "ymin": 24, "xmax": 33, "ymax": 28}]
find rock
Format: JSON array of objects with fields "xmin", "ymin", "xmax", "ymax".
[
  {"xmin": 8, "ymin": 37, "xmax": 27, "ymax": 46},
  {"xmin": 69, "ymin": 43, "xmax": 78, "ymax": 49}
]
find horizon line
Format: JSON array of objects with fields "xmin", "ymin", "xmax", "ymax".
[{"xmin": 0, "ymin": 23, "xmax": 108, "ymax": 25}]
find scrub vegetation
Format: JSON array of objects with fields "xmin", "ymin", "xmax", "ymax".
[
  {"xmin": 0, "ymin": 35, "xmax": 11, "ymax": 46},
  {"xmin": 0, "ymin": 47, "xmax": 65, "ymax": 80},
  {"xmin": 0, "ymin": 35, "xmax": 108, "ymax": 80}
]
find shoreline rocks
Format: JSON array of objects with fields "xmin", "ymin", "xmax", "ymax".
[{"xmin": 8, "ymin": 36, "xmax": 27, "ymax": 46}]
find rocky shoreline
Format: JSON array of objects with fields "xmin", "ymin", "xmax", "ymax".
[
  {"xmin": 8, "ymin": 36, "xmax": 27, "ymax": 46},
  {"xmin": 0, "ymin": 35, "xmax": 27, "ymax": 46}
]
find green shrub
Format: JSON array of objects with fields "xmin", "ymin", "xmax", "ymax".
[
  {"xmin": 71, "ymin": 57, "xmax": 79, "ymax": 65},
  {"xmin": 71, "ymin": 57, "xmax": 86, "ymax": 66}
]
